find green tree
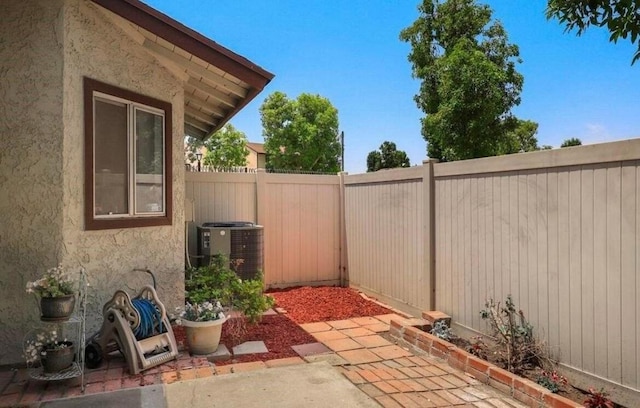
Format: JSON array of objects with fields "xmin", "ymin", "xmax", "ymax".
[
  {"xmin": 260, "ymin": 91, "xmax": 341, "ymax": 172},
  {"xmin": 500, "ymin": 119, "xmax": 540, "ymax": 154},
  {"xmin": 400, "ymin": 0, "xmax": 536, "ymax": 161},
  {"xmin": 185, "ymin": 124, "xmax": 249, "ymax": 169},
  {"xmin": 546, "ymin": 0, "xmax": 640, "ymax": 64},
  {"xmin": 367, "ymin": 141, "xmax": 411, "ymax": 172},
  {"xmin": 561, "ymin": 137, "xmax": 582, "ymax": 147}
]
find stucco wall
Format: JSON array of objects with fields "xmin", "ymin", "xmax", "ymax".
[
  {"xmin": 0, "ymin": 0, "xmax": 66, "ymax": 366},
  {"xmin": 60, "ymin": 0, "xmax": 185, "ymax": 339},
  {"xmin": 0, "ymin": 0, "xmax": 186, "ymax": 366}
]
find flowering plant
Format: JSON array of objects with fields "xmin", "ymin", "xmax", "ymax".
[
  {"xmin": 23, "ymin": 329, "xmax": 71, "ymax": 364},
  {"xmin": 26, "ymin": 265, "xmax": 75, "ymax": 298},
  {"xmin": 177, "ymin": 301, "xmax": 225, "ymax": 323}
]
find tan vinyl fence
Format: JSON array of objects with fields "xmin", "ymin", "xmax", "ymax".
[
  {"xmin": 433, "ymin": 140, "xmax": 640, "ymax": 397},
  {"xmin": 343, "ymin": 166, "xmax": 433, "ymax": 316},
  {"xmin": 185, "ymin": 170, "xmax": 343, "ymax": 288},
  {"xmin": 185, "ymin": 139, "xmax": 640, "ymax": 398}
]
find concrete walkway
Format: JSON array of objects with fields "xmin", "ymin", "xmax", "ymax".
[{"xmin": 0, "ymin": 312, "xmax": 526, "ymax": 407}]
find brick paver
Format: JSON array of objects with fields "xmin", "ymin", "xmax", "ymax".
[
  {"xmin": 3, "ymin": 307, "xmax": 529, "ymax": 408},
  {"xmin": 353, "ymin": 334, "xmax": 393, "ymax": 348},
  {"xmin": 324, "ymin": 337, "xmax": 363, "ymax": 352},
  {"xmin": 326, "ymin": 319, "xmax": 360, "ymax": 330},
  {"xmin": 299, "ymin": 321, "xmax": 332, "ymax": 333},
  {"xmin": 311, "ymin": 329, "xmax": 348, "ymax": 342}
]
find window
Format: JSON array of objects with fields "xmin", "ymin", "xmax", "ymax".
[{"xmin": 84, "ymin": 78, "xmax": 172, "ymax": 230}]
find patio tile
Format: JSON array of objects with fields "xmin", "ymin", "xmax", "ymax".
[
  {"xmin": 291, "ymin": 342, "xmax": 331, "ymax": 357},
  {"xmin": 264, "ymin": 357, "xmax": 305, "ymax": 368},
  {"xmin": 233, "ymin": 341, "xmax": 268, "ymax": 355},
  {"xmin": 195, "ymin": 367, "xmax": 215, "ymax": 378},
  {"xmin": 339, "ymin": 327, "xmax": 375, "ymax": 338},
  {"xmin": 370, "ymin": 345, "xmax": 414, "ymax": 360},
  {"xmin": 323, "ymin": 337, "xmax": 363, "ymax": 352},
  {"xmin": 326, "ymin": 319, "xmax": 360, "ymax": 330},
  {"xmin": 351, "ymin": 316, "xmax": 383, "ymax": 326},
  {"xmin": 303, "ymin": 353, "xmax": 348, "ymax": 366},
  {"xmin": 353, "ymin": 334, "xmax": 392, "ymax": 348},
  {"xmin": 299, "ymin": 322, "xmax": 332, "ymax": 333},
  {"xmin": 362, "ymin": 323, "xmax": 389, "ymax": 333},
  {"xmin": 312, "ymin": 329, "xmax": 348, "ymax": 342},
  {"xmin": 229, "ymin": 361, "xmax": 267, "ymax": 373},
  {"xmin": 337, "ymin": 349, "xmax": 383, "ymax": 365},
  {"xmin": 373, "ymin": 314, "xmax": 408, "ymax": 325},
  {"xmin": 205, "ymin": 344, "xmax": 231, "ymax": 362}
]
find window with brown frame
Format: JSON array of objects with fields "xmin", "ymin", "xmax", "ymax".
[{"xmin": 84, "ymin": 78, "xmax": 172, "ymax": 230}]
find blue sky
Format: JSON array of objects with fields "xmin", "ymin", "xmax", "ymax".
[{"xmin": 146, "ymin": 1, "xmax": 639, "ymax": 174}]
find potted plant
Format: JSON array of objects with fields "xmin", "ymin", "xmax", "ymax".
[
  {"xmin": 26, "ymin": 265, "xmax": 76, "ymax": 321},
  {"xmin": 179, "ymin": 254, "xmax": 274, "ymax": 355},
  {"xmin": 178, "ymin": 301, "xmax": 227, "ymax": 355},
  {"xmin": 23, "ymin": 329, "xmax": 75, "ymax": 373}
]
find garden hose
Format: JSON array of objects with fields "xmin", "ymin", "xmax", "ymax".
[{"xmin": 131, "ymin": 299, "xmax": 163, "ymax": 340}]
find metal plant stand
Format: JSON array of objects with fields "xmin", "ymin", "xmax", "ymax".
[{"xmin": 24, "ymin": 269, "xmax": 87, "ymax": 391}]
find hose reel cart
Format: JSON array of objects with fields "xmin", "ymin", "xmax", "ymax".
[{"xmin": 85, "ymin": 271, "xmax": 178, "ymax": 374}]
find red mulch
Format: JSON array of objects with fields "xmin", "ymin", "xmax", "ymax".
[
  {"xmin": 173, "ymin": 286, "xmax": 393, "ymax": 365},
  {"xmin": 267, "ymin": 286, "xmax": 393, "ymax": 324}
]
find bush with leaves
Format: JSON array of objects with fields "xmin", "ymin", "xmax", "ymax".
[
  {"xmin": 536, "ymin": 370, "xmax": 568, "ymax": 393},
  {"xmin": 430, "ymin": 320, "xmax": 455, "ymax": 341},
  {"xmin": 583, "ymin": 388, "xmax": 614, "ymax": 408},
  {"xmin": 480, "ymin": 295, "xmax": 544, "ymax": 374},
  {"xmin": 185, "ymin": 255, "xmax": 274, "ymax": 325}
]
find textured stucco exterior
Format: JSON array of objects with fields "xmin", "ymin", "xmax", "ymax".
[
  {"xmin": 0, "ymin": 0, "xmax": 185, "ymax": 366},
  {"xmin": 0, "ymin": 0, "xmax": 66, "ymax": 366}
]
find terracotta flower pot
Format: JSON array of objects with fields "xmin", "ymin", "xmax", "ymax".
[
  {"xmin": 40, "ymin": 295, "xmax": 76, "ymax": 322},
  {"xmin": 182, "ymin": 317, "xmax": 227, "ymax": 355},
  {"xmin": 41, "ymin": 341, "xmax": 75, "ymax": 373}
]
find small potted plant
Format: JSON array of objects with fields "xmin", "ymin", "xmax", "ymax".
[
  {"xmin": 26, "ymin": 265, "xmax": 76, "ymax": 321},
  {"xmin": 177, "ymin": 300, "xmax": 227, "ymax": 355},
  {"xmin": 23, "ymin": 329, "xmax": 75, "ymax": 373}
]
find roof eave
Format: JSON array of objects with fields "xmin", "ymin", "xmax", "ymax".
[{"xmin": 90, "ymin": 0, "xmax": 274, "ymax": 91}]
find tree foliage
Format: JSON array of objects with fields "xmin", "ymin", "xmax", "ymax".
[
  {"xmin": 500, "ymin": 119, "xmax": 540, "ymax": 154},
  {"xmin": 400, "ymin": 0, "xmax": 537, "ymax": 161},
  {"xmin": 367, "ymin": 141, "xmax": 411, "ymax": 172},
  {"xmin": 185, "ymin": 124, "xmax": 248, "ymax": 169},
  {"xmin": 260, "ymin": 91, "xmax": 341, "ymax": 173},
  {"xmin": 561, "ymin": 137, "xmax": 582, "ymax": 147},
  {"xmin": 546, "ymin": 0, "xmax": 640, "ymax": 64}
]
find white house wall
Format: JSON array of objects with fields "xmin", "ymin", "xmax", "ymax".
[{"xmin": 0, "ymin": 0, "xmax": 66, "ymax": 367}]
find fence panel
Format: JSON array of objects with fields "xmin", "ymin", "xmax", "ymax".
[
  {"xmin": 433, "ymin": 140, "xmax": 640, "ymax": 393},
  {"xmin": 344, "ymin": 167, "xmax": 427, "ymax": 315},
  {"xmin": 185, "ymin": 171, "xmax": 341, "ymax": 287},
  {"xmin": 260, "ymin": 173, "xmax": 341, "ymax": 287}
]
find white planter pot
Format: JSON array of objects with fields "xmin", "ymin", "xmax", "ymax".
[{"xmin": 181, "ymin": 317, "xmax": 227, "ymax": 355}]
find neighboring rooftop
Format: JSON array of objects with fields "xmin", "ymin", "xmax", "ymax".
[{"xmin": 247, "ymin": 142, "xmax": 265, "ymax": 154}]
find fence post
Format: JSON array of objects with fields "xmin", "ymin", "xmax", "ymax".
[
  {"xmin": 256, "ymin": 169, "xmax": 267, "ymax": 285},
  {"xmin": 423, "ymin": 159, "xmax": 438, "ymax": 310},
  {"xmin": 338, "ymin": 171, "xmax": 349, "ymax": 287}
]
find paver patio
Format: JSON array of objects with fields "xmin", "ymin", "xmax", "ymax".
[{"xmin": 0, "ymin": 310, "xmax": 526, "ymax": 407}]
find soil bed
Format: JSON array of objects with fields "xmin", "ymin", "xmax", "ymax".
[
  {"xmin": 266, "ymin": 286, "xmax": 393, "ymax": 323},
  {"xmin": 175, "ymin": 286, "xmax": 393, "ymax": 365},
  {"xmin": 447, "ymin": 337, "xmax": 625, "ymax": 407}
]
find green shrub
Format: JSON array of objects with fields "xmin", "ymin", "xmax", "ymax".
[{"xmin": 185, "ymin": 255, "xmax": 274, "ymax": 324}]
